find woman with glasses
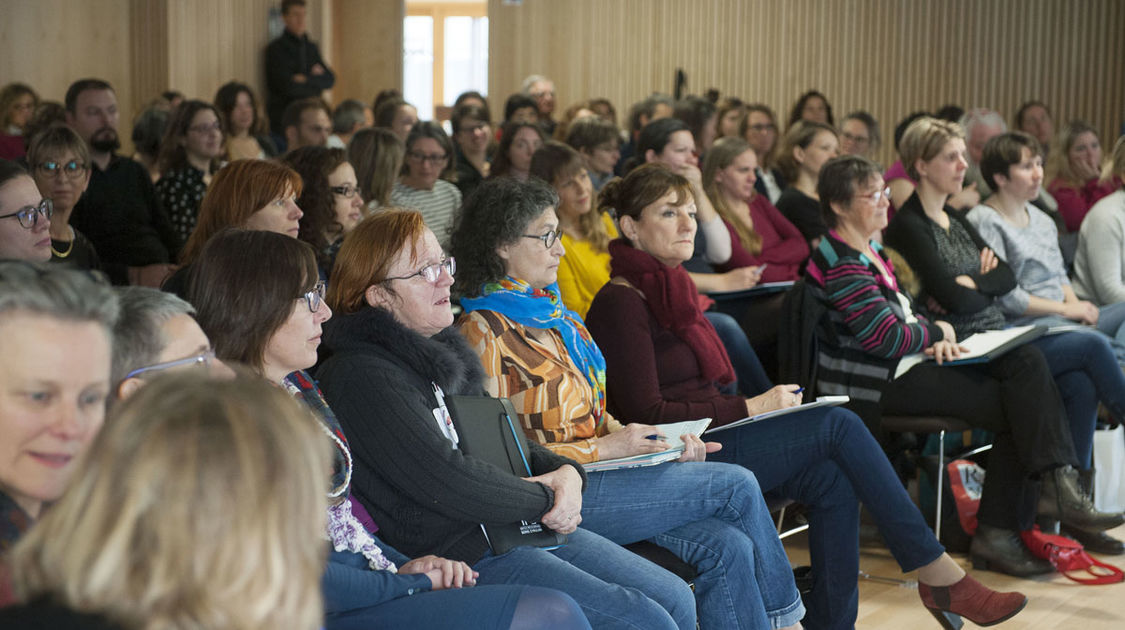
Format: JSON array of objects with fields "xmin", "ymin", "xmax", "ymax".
[
  {"xmin": 740, "ymin": 104, "xmax": 785, "ymax": 204},
  {"xmin": 838, "ymin": 111, "xmax": 880, "ymax": 159},
  {"xmin": 0, "ymin": 261, "xmax": 117, "ymax": 554},
  {"xmin": 283, "ymin": 146, "xmax": 365, "ymax": 279},
  {"xmin": 391, "ymin": 121, "xmax": 462, "ymax": 249},
  {"xmin": 582, "ymin": 163, "xmax": 1029, "ymax": 628},
  {"xmin": 155, "ymin": 100, "xmax": 224, "ymax": 243},
  {"xmin": 317, "ymin": 209, "xmax": 702, "ymax": 629},
  {"xmin": 187, "ymin": 227, "xmax": 590, "ymax": 630},
  {"xmin": 26, "ymin": 125, "xmax": 99, "ymax": 269},
  {"xmin": 490, "ymin": 121, "xmax": 546, "ymax": 182},
  {"xmin": 452, "ymin": 176, "xmax": 807, "ymax": 630},
  {"xmin": 0, "ymin": 160, "xmax": 52, "ymax": 262}
]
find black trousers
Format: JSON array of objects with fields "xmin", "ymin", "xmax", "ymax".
[{"xmin": 881, "ymin": 345, "xmax": 1078, "ymax": 530}]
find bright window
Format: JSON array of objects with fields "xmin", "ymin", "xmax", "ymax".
[{"xmin": 404, "ymin": 2, "xmax": 488, "ymax": 122}]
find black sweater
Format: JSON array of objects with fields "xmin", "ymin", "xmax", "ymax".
[{"xmin": 316, "ymin": 307, "xmax": 585, "ymax": 564}]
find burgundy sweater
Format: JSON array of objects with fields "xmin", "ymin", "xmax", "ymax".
[
  {"xmin": 715, "ymin": 195, "xmax": 809, "ymax": 282},
  {"xmin": 585, "ymin": 283, "xmax": 747, "ymax": 426}
]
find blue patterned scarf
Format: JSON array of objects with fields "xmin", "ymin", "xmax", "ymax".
[{"xmin": 462, "ymin": 277, "xmax": 607, "ymax": 422}]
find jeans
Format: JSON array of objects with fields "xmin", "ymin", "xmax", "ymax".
[
  {"xmin": 579, "ymin": 462, "xmax": 805, "ymax": 630},
  {"xmin": 709, "ymin": 406, "xmax": 945, "ymax": 630},
  {"xmin": 1031, "ymin": 330, "xmax": 1125, "ymax": 468},
  {"xmin": 473, "ymin": 527, "xmax": 695, "ymax": 630},
  {"xmin": 1097, "ymin": 302, "xmax": 1125, "ymax": 364}
]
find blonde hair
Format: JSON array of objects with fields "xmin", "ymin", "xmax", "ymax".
[
  {"xmin": 702, "ymin": 137, "xmax": 763, "ymax": 255},
  {"xmin": 1046, "ymin": 120, "xmax": 1101, "ymax": 188},
  {"xmin": 1103, "ymin": 135, "xmax": 1125, "ymax": 183},
  {"xmin": 775, "ymin": 120, "xmax": 838, "ymax": 183},
  {"xmin": 7, "ymin": 371, "xmax": 330, "ymax": 630},
  {"xmin": 898, "ymin": 117, "xmax": 965, "ymax": 181}
]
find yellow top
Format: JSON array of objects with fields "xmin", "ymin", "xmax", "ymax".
[{"xmin": 557, "ymin": 212, "xmax": 618, "ymax": 319}]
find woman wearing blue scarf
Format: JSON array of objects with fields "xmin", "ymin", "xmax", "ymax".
[{"xmin": 454, "ymin": 176, "xmax": 805, "ymax": 630}]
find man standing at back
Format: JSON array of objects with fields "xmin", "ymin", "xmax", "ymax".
[
  {"xmin": 65, "ymin": 78, "xmax": 179, "ymax": 287},
  {"xmin": 266, "ymin": 0, "xmax": 335, "ymax": 142}
]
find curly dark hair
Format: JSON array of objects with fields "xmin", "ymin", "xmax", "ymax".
[
  {"xmin": 450, "ymin": 176, "xmax": 558, "ymax": 298},
  {"xmin": 786, "ymin": 90, "xmax": 835, "ymax": 128},
  {"xmin": 280, "ymin": 146, "xmax": 349, "ymax": 263}
]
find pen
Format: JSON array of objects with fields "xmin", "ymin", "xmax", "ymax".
[{"xmin": 792, "ymin": 387, "xmax": 805, "ymax": 394}]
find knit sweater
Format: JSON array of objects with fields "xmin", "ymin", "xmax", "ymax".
[
  {"xmin": 1073, "ymin": 190, "xmax": 1125, "ymax": 305},
  {"xmin": 1047, "ymin": 176, "xmax": 1118, "ymax": 233},
  {"xmin": 390, "ymin": 180, "xmax": 462, "ymax": 249},
  {"xmin": 556, "ymin": 212, "xmax": 618, "ymax": 319},
  {"xmin": 315, "ymin": 306, "xmax": 584, "ymax": 564}
]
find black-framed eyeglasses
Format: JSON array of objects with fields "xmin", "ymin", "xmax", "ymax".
[
  {"xmin": 523, "ymin": 229, "xmax": 563, "ymax": 249},
  {"xmin": 0, "ymin": 198, "xmax": 53, "ymax": 229},
  {"xmin": 124, "ymin": 348, "xmax": 215, "ymax": 380},
  {"xmin": 36, "ymin": 160, "xmax": 88, "ymax": 180},
  {"xmin": 302, "ymin": 281, "xmax": 326, "ymax": 312},
  {"xmin": 330, "ymin": 184, "xmax": 360, "ymax": 199},
  {"xmin": 406, "ymin": 151, "xmax": 448, "ymax": 165},
  {"xmin": 384, "ymin": 257, "xmax": 456, "ymax": 284}
]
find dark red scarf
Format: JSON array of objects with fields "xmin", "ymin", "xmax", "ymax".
[{"xmin": 608, "ymin": 239, "xmax": 735, "ymax": 385}]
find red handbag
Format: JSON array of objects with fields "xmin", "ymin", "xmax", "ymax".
[{"xmin": 1020, "ymin": 525, "xmax": 1125, "ymax": 585}]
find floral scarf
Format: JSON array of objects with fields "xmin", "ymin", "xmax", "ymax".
[{"xmin": 461, "ymin": 277, "xmax": 608, "ymax": 423}]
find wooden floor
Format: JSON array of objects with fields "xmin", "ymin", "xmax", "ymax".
[{"xmin": 781, "ymin": 523, "xmax": 1125, "ymax": 629}]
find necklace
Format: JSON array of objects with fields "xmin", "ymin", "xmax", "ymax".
[{"xmin": 50, "ymin": 226, "xmax": 75, "ymax": 258}]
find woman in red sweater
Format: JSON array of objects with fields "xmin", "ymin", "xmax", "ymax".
[{"xmin": 1046, "ymin": 120, "xmax": 1118, "ymax": 233}]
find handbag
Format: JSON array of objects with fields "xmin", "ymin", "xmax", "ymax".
[
  {"xmin": 1020, "ymin": 525, "xmax": 1125, "ymax": 585},
  {"xmin": 1093, "ymin": 424, "xmax": 1125, "ymax": 512}
]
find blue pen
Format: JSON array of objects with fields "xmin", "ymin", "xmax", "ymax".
[{"xmin": 792, "ymin": 387, "xmax": 805, "ymax": 394}]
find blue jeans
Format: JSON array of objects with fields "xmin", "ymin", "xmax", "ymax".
[
  {"xmin": 1030, "ymin": 330, "xmax": 1125, "ymax": 468},
  {"xmin": 1097, "ymin": 302, "xmax": 1125, "ymax": 364},
  {"xmin": 579, "ymin": 462, "xmax": 805, "ymax": 630},
  {"xmin": 709, "ymin": 407, "xmax": 945, "ymax": 630},
  {"xmin": 473, "ymin": 527, "xmax": 695, "ymax": 630}
]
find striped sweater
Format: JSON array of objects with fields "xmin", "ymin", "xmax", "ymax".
[{"xmin": 805, "ymin": 233, "xmax": 943, "ymax": 428}]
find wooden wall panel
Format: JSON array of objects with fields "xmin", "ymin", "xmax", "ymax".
[
  {"xmin": 488, "ymin": 0, "xmax": 1125, "ymax": 167},
  {"xmin": 333, "ymin": 0, "xmax": 405, "ymax": 104}
]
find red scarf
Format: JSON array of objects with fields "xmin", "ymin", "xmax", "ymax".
[{"xmin": 608, "ymin": 239, "xmax": 735, "ymax": 385}]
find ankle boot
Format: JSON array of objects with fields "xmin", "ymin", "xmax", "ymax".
[
  {"xmin": 919, "ymin": 574, "xmax": 1027, "ymax": 628},
  {"xmin": 1038, "ymin": 465, "xmax": 1125, "ymax": 532},
  {"xmin": 970, "ymin": 524, "xmax": 1054, "ymax": 577}
]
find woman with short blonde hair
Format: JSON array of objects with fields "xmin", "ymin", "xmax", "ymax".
[{"xmin": 3, "ymin": 371, "xmax": 331, "ymax": 630}]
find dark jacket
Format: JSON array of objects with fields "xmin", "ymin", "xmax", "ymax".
[
  {"xmin": 265, "ymin": 29, "xmax": 336, "ymax": 134},
  {"xmin": 316, "ymin": 307, "xmax": 585, "ymax": 564},
  {"xmin": 0, "ymin": 598, "xmax": 124, "ymax": 630}
]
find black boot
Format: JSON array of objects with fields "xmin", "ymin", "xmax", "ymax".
[
  {"xmin": 1060, "ymin": 468, "xmax": 1125, "ymax": 555},
  {"xmin": 970, "ymin": 524, "xmax": 1055, "ymax": 577},
  {"xmin": 1038, "ymin": 465, "xmax": 1125, "ymax": 531}
]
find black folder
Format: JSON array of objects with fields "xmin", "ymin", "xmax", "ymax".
[{"xmin": 444, "ymin": 395, "xmax": 567, "ymax": 555}]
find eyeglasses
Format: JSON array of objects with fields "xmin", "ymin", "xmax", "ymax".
[
  {"xmin": 841, "ymin": 132, "xmax": 870, "ymax": 146},
  {"xmin": 36, "ymin": 160, "xmax": 88, "ymax": 180},
  {"xmin": 302, "ymin": 281, "xmax": 326, "ymax": 312},
  {"xmin": 523, "ymin": 229, "xmax": 564, "ymax": 249},
  {"xmin": 124, "ymin": 348, "xmax": 215, "ymax": 380},
  {"xmin": 747, "ymin": 123, "xmax": 777, "ymax": 133},
  {"xmin": 856, "ymin": 186, "xmax": 892, "ymax": 204},
  {"xmin": 0, "ymin": 198, "xmax": 53, "ymax": 229},
  {"xmin": 188, "ymin": 121, "xmax": 223, "ymax": 134},
  {"xmin": 407, "ymin": 151, "xmax": 448, "ymax": 165},
  {"xmin": 330, "ymin": 184, "xmax": 360, "ymax": 199},
  {"xmin": 384, "ymin": 257, "xmax": 456, "ymax": 284}
]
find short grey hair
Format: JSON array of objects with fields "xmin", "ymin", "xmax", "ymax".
[
  {"xmin": 111, "ymin": 287, "xmax": 196, "ymax": 386},
  {"xmin": 958, "ymin": 108, "xmax": 1008, "ymax": 137},
  {"xmin": 332, "ymin": 98, "xmax": 368, "ymax": 134},
  {"xmin": 0, "ymin": 262, "xmax": 118, "ymax": 332},
  {"xmin": 521, "ymin": 74, "xmax": 553, "ymax": 94}
]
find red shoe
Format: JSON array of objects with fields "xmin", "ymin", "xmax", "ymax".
[{"xmin": 918, "ymin": 574, "xmax": 1027, "ymax": 628}]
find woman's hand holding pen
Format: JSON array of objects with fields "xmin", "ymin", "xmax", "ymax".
[
  {"xmin": 745, "ymin": 384, "xmax": 804, "ymax": 417},
  {"xmin": 596, "ymin": 423, "xmax": 671, "ymax": 460}
]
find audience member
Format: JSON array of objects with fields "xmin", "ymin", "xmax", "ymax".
[
  {"xmin": 162, "ymin": 90, "xmax": 185, "ymax": 110},
  {"xmin": 155, "ymin": 100, "xmax": 223, "ymax": 243},
  {"xmin": 617, "ymin": 94, "xmax": 674, "ymax": 175},
  {"xmin": 372, "ymin": 88, "xmax": 403, "ymax": 113},
  {"xmin": 1047, "ymin": 120, "xmax": 1117, "ymax": 233},
  {"xmin": 582, "ymin": 163, "xmax": 1027, "ymax": 626},
  {"xmin": 0, "ymin": 261, "xmax": 117, "ymax": 551},
  {"xmin": 715, "ymin": 97, "xmax": 746, "ymax": 139},
  {"xmin": 1, "ymin": 371, "xmax": 331, "ymax": 630},
  {"xmin": 1073, "ymin": 135, "xmax": 1125, "ymax": 305},
  {"xmin": 672, "ymin": 95, "xmax": 718, "ymax": 155},
  {"xmin": 21, "ymin": 102, "xmax": 67, "ymax": 153},
  {"xmin": 328, "ymin": 98, "xmax": 370, "ymax": 148},
  {"xmin": 0, "ymin": 83, "xmax": 38, "ymax": 160},
  {"xmin": 452, "ymin": 90, "xmax": 491, "ymax": 123},
  {"xmin": 188, "ymin": 228, "xmax": 591, "ymax": 630},
  {"xmin": 391, "ymin": 121, "xmax": 462, "ymax": 248},
  {"xmin": 373, "ymin": 97, "xmax": 419, "ymax": 142},
  {"xmin": 838, "ymin": 110, "xmax": 880, "ymax": 159},
  {"xmin": 959, "ymin": 108, "xmax": 1006, "ymax": 197},
  {"xmin": 1014, "ymin": 100, "xmax": 1054, "ymax": 154},
  {"xmin": 65, "ymin": 78, "xmax": 179, "ymax": 285},
  {"xmin": 452, "ymin": 176, "xmax": 807, "ymax": 630},
  {"xmin": 283, "ymin": 97, "xmax": 332, "ymax": 152},
  {"xmin": 265, "ymin": 0, "xmax": 336, "ymax": 136},
  {"xmin": 884, "ymin": 110, "xmax": 930, "ymax": 212},
  {"xmin": 214, "ymin": 81, "xmax": 278, "ymax": 159},
  {"xmin": 786, "ymin": 90, "xmax": 834, "ymax": 128},
  {"xmin": 490, "ymin": 121, "xmax": 545, "ymax": 181},
  {"xmin": 587, "ymin": 97, "xmax": 617, "ymax": 128},
  {"xmin": 564, "ymin": 116, "xmax": 620, "ymax": 193},
  {"xmin": 316, "ymin": 209, "xmax": 697, "ymax": 629},
  {"xmin": 451, "ymin": 103, "xmax": 492, "ymax": 198},
  {"xmin": 740, "ymin": 104, "xmax": 785, "ymax": 203},
  {"xmin": 503, "ymin": 93, "xmax": 539, "ymax": 126},
  {"xmin": 129, "ymin": 99, "xmax": 171, "ymax": 182},
  {"xmin": 934, "ymin": 104, "xmax": 965, "ymax": 123},
  {"xmin": 775, "ymin": 120, "xmax": 839, "ymax": 245},
  {"xmin": 0, "ymin": 161, "xmax": 53, "ymax": 262},
  {"xmin": 283, "ymin": 146, "xmax": 363, "ymax": 277},
  {"xmin": 523, "ymin": 74, "xmax": 558, "ymax": 135},
  {"xmin": 348, "ymin": 126, "xmax": 404, "ymax": 211},
  {"xmin": 26, "ymin": 125, "xmax": 100, "ymax": 269}
]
